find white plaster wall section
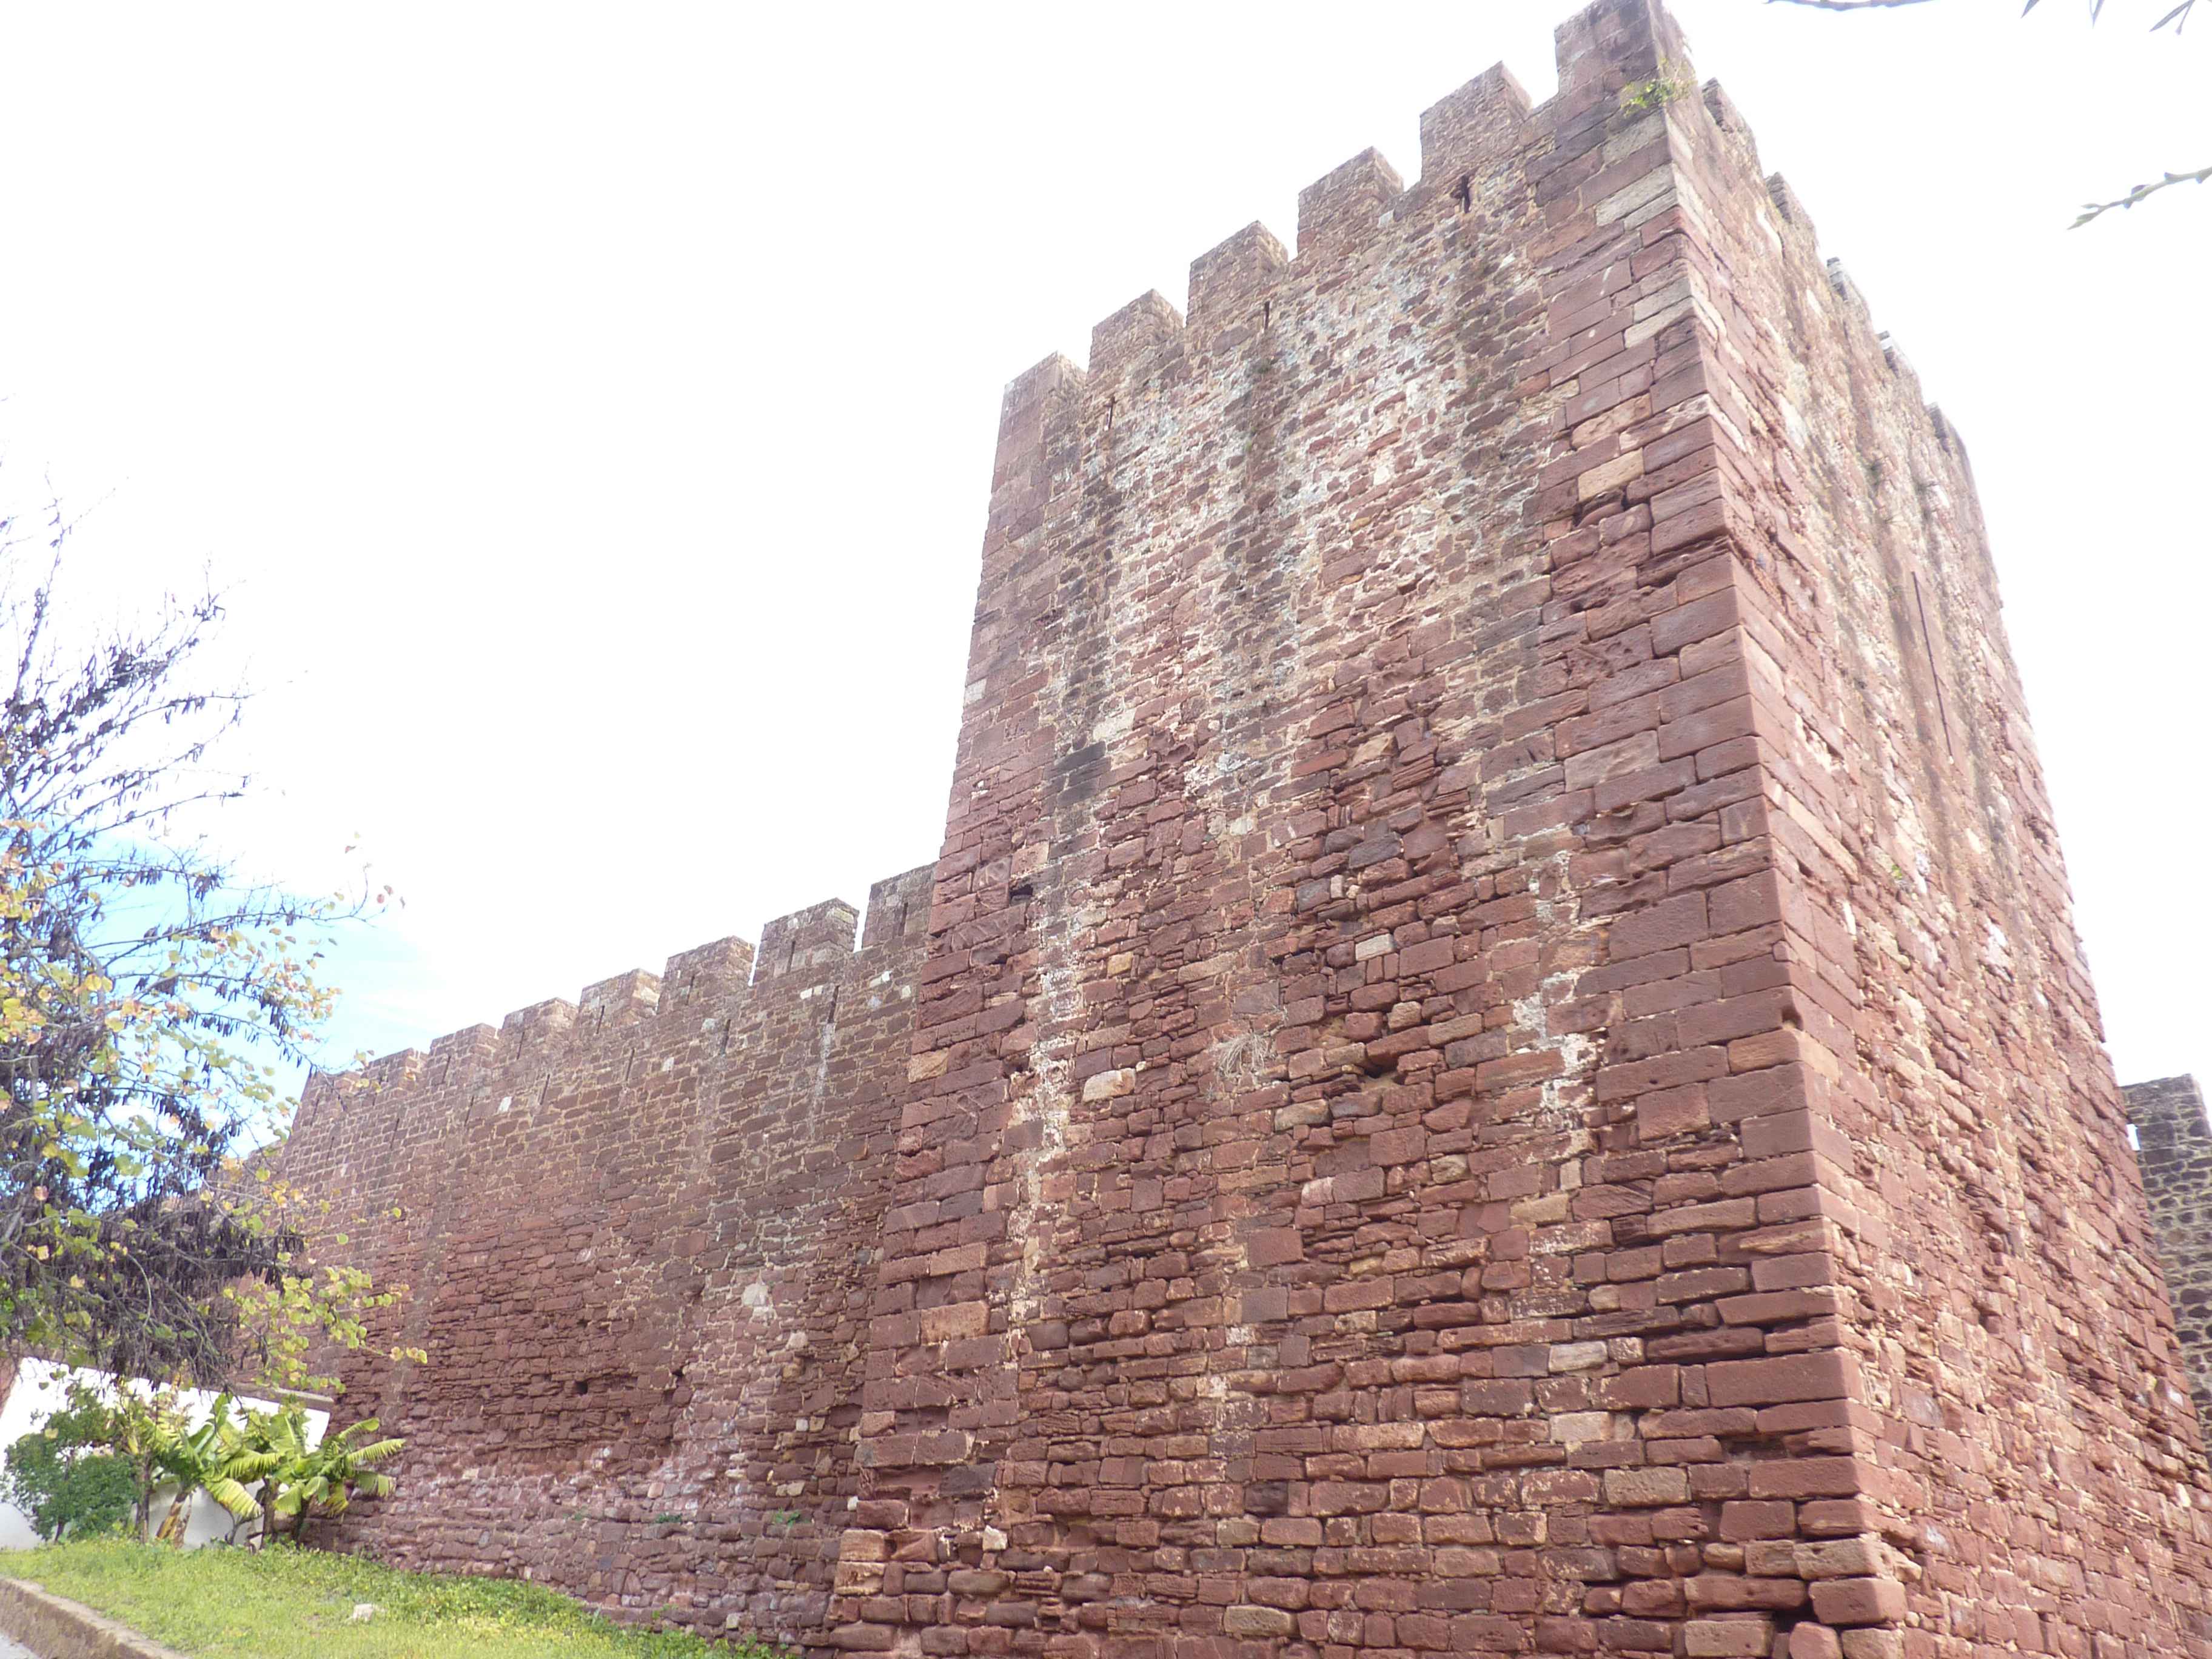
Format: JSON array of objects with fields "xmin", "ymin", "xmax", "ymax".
[{"xmin": 0, "ymin": 1359, "xmax": 328, "ymax": 1550}]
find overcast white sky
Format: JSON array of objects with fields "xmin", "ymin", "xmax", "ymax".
[{"xmin": 0, "ymin": 1, "xmax": 2204, "ymax": 1088}]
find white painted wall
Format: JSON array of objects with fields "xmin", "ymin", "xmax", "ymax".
[{"xmin": 0, "ymin": 1359, "xmax": 328, "ymax": 1550}]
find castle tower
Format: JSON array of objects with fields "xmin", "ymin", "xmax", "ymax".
[{"xmin": 832, "ymin": 2, "xmax": 2212, "ymax": 1653}]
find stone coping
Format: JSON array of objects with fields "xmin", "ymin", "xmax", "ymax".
[{"xmin": 0, "ymin": 1577, "xmax": 192, "ymax": 1659}]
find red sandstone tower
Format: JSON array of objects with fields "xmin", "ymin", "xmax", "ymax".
[
  {"xmin": 832, "ymin": 1, "xmax": 2212, "ymax": 1653},
  {"xmin": 288, "ymin": 2, "xmax": 2212, "ymax": 1654}
]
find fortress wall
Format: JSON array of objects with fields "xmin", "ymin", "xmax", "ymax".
[
  {"xmin": 835, "ymin": 4, "xmax": 2212, "ymax": 1655},
  {"xmin": 2128, "ymin": 1077, "xmax": 2212, "ymax": 1421},
  {"xmin": 279, "ymin": 2, "xmax": 2212, "ymax": 1652},
  {"xmin": 835, "ymin": 2, "xmax": 1935, "ymax": 1652},
  {"xmin": 1664, "ymin": 58, "xmax": 2212, "ymax": 1647},
  {"xmin": 280, "ymin": 866, "xmax": 934, "ymax": 1641}
]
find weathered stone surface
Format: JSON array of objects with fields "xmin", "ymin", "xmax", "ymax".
[
  {"xmin": 2128, "ymin": 1074, "xmax": 2212, "ymax": 1417},
  {"xmin": 282, "ymin": 871, "xmax": 934, "ymax": 1642},
  {"xmin": 284, "ymin": 2, "xmax": 2212, "ymax": 1652},
  {"xmin": 0, "ymin": 1580, "xmax": 191, "ymax": 1659}
]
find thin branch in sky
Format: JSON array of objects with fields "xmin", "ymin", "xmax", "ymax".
[
  {"xmin": 1766, "ymin": 0, "xmax": 2196, "ymax": 22},
  {"xmin": 1766, "ymin": 0, "xmax": 2202, "ymax": 222},
  {"xmin": 2073, "ymin": 163, "xmax": 2212, "ymax": 224},
  {"xmin": 1763, "ymin": 0, "xmax": 1940, "ymax": 10}
]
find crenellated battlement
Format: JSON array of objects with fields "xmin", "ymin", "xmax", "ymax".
[
  {"xmin": 859, "ymin": 863, "xmax": 933, "ymax": 951},
  {"xmin": 1691, "ymin": 67, "xmax": 1967, "ymax": 480},
  {"xmin": 1030, "ymin": 0, "xmax": 1699, "ymax": 425},
  {"xmin": 1296, "ymin": 147, "xmax": 1403, "ymax": 260},
  {"xmin": 999, "ymin": 0, "xmax": 1974, "ymax": 581},
  {"xmin": 1185, "ymin": 222, "xmax": 1285, "ymax": 357},
  {"xmin": 312, "ymin": 863, "xmax": 936, "ymax": 1103},
  {"xmin": 1417, "ymin": 62, "xmax": 1533, "ymax": 187}
]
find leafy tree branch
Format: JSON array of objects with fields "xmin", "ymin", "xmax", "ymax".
[{"xmin": 1, "ymin": 461, "xmax": 412, "ymax": 1393}]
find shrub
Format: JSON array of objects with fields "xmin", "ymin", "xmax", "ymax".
[{"xmin": 2, "ymin": 1396, "xmax": 137, "ymax": 1541}]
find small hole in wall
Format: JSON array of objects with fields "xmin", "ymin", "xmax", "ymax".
[
  {"xmin": 1455, "ymin": 174, "xmax": 1472, "ymax": 212},
  {"xmin": 1009, "ymin": 882, "xmax": 1035, "ymax": 902},
  {"xmin": 2128, "ymin": 1123, "xmax": 2142, "ymax": 1153},
  {"xmin": 574, "ymin": 1379, "xmax": 590, "ymax": 1396}
]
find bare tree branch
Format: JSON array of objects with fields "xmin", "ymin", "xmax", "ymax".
[
  {"xmin": 1766, "ymin": 0, "xmax": 2195, "ymax": 28},
  {"xmin": 1768, "ymin": 0, "xmax": 2202, "ymax": 223},
  {"xmin": 1766, "ymin": 0, "xmax": 1940, "ymax": 10},
  {"xmin": 2073, "ymin": 163, "xmax": 2212, "ymax": 224}
]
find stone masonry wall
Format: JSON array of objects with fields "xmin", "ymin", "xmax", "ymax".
[
  {"xmin": 2127, "ymin": 1076, "xmax": 2212, "ymax": 1420},
  {"xmin": 831, "ymin": 5, "xmax": 2212, "ymax": 1658},
  {"xmin": 286, "ymin": 4, "xmax": 2212, "ymax": 1655},
  {"xmin": 282, "ymin": 866, "xmax": 934, "ymax": 1642},
  {"xmin": 1647, "ymin": 62, "xmax": 2212, "ymax": 1654}
]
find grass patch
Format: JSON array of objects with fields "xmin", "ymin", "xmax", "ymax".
[{"xmin": 0, "ymin": 1540, "xmax": 788, "ymax": 1659}]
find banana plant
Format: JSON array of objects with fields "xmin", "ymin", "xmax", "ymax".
[
  {"xmin": 150, "ymin": 1396, "xmax": 265, "ymax": 1546},
  {"xmin": 88, "ymin": 1384, "xmax": 192, "ymax": 1543},
  {"xmin": 241, "ymin": 1407, "xmax": 403, "ymax": 1546}
]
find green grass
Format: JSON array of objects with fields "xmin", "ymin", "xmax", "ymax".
[{"xmin": 0, "ymin": 1539, "xmax": 790, "ymax": 1659}]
